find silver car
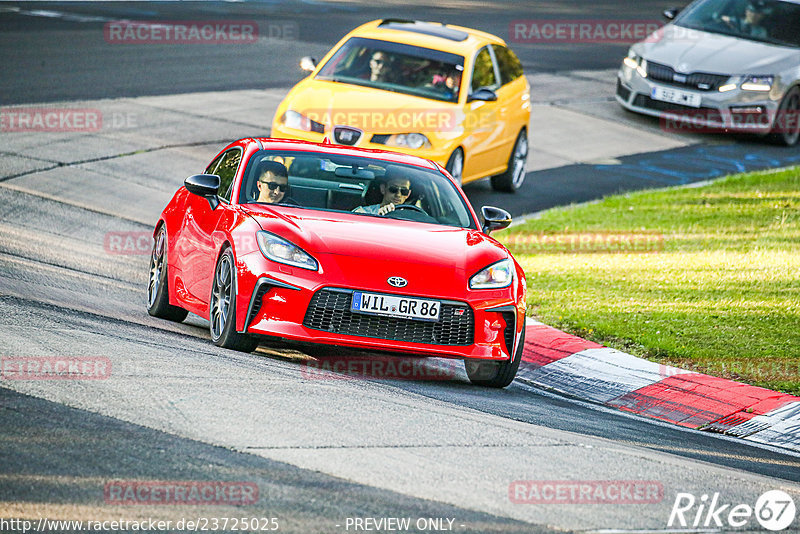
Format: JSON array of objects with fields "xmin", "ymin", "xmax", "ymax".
[{"xmin": 616, "ymin": 0, "xmax": 800, "ymax": 145}]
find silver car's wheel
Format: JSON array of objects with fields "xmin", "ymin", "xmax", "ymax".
[
  {"xmin": 445, "ymin": 148, "xmax": 464, "ymax": 186},
  {"xmin": 771, "ymin": 87, "xmax": 800, "ymax": 147}
]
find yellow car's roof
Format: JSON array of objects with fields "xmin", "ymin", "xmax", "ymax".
[{"xmin": 344, "ymin": 19, "xmax": 506, "ymax": 57}]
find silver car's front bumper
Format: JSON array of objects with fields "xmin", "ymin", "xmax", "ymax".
[{"xmin": 616, "ymin": 63, "xmax": 781, "ymax": 135}]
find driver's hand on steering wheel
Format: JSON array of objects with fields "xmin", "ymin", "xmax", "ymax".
[
  {"xmin": 719, "ymin": 14, "xmax": 737, "ymax": 28},
  {"xmin": 377, "ymin": 202, "xmax": 397, "ymax": 216}
]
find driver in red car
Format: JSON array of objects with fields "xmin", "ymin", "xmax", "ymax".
[{"xmin": 354, "ymin": 173, "xmax": 412, "ymax": 216}]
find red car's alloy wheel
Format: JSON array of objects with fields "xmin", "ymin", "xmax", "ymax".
[{"xmin": 209, "ymin": 248, "xmax": 259, "ymax": 352}]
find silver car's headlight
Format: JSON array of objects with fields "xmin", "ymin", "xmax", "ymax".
[
  {"xmin": 256, "ymin": 231, "xmax": 318, "ymax": 271},
  {"xmin": 622, "ymin": 49, "xmax": 647, "ymax": 78},
  {"xmin": 469, "ymin": 259, "xmax": 514, "ymax": 290},
  {"xmin": 623, "ymin": 49, "xmax": 639, "ymax": 70},
  {"xmin": 740, "ymin": 75, "xmax": 774, "ymax": 92}
]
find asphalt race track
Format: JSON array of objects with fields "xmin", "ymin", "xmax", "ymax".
[{"xmin": 2, "ymin": 1, "xmax": 800, "ymax": 533}]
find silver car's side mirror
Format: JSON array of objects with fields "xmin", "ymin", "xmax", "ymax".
[{"xmin": 663, "ymin": 7, "xmax": 680, "ymax": 20}]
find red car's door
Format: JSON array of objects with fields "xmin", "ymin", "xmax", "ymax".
[{"xmin": 177, "ymin": 148, "xmax": 243, "ymax": 312}]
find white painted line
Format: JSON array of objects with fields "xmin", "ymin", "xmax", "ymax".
[
  {"xmin": 523, "ymin": 347, "xmax": 693, "ymax": 404},
  {"xmin": 743, "ymin": 402, "xmax": 800, "ymax": 452}
]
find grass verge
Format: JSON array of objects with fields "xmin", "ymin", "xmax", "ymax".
[{"xmin": 498, "ymin": 167, "xmax": 800, "ymax": 395}]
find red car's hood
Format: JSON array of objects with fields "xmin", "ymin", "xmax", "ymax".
[{"xmin": 242, "ymin": 205, "xmax": 508, "ymax": 297}]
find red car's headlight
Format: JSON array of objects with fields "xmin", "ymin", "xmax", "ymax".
[
  {"xmin": 469, "ymin": 259, "xmax": 514, "ymax": 289},
  {"xmin": 256, "ymin": 231, "xmax": 318, "ymax": 271}
]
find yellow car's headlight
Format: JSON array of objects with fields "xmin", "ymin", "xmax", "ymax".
[
  {"xmin": 378, "ymin": 133, "xmax": 431, "ymax": 149},
  {"xmin": 281, "ymin": 110, "xmax": 325, "ymax": 133}
]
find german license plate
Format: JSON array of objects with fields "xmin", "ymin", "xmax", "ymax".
[
  {"xmin": 651, "ymin": 86, "xmax": 701, "ymax": 108},
  {"xmin": 351, "ymin": 291, "xmax": 440, "ymax": 322}
]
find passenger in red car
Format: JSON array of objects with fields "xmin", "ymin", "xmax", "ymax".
[{"xmin": 255, "ymin": 161, "xmax": 289, "ymax": 203}]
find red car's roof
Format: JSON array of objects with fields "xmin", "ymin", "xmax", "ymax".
[{"xmin": 240, "ymin": 137, "xmax": 441, "ymax": 171}]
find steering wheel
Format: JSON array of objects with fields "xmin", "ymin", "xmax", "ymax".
[
  {"xmin": 710, "ymin": 12, "xmax": 738, "ymax": 31},
  {"xmin": 392, "ymin": 204, "xmax": 427, "ymax": 214}
]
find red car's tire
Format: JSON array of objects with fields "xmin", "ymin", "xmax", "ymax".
[
  {"xmin": 464, "ymin": 327, "xmax": 523, "ymax": 388},
  {"xmin": 209, "ymin": 247, "xmax": 259, "ymax": 353},
  {"xmin": 147, "ymin": 225, "xmax": 188, "ymax": 322}
]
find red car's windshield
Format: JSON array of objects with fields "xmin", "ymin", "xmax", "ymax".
[{"xmin": 239, "ymin": 150, "xmax": 476, "ymax": 229}]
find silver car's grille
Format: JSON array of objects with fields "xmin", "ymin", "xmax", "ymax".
[{"xmin": 646, "ymin": 61, "xmax": 729, "ymax": 92}]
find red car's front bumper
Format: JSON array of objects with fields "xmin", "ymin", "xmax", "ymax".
[{"xmin": 235, "ymin": 253, "xmax": 524, "ymax": 362}]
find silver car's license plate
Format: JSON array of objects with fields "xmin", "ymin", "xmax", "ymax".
[
  {"xmin": 651, "ymin": 86, "xmax": 702, "ymax": 108},
  {"xmin": 351, "ymin": 291, "xmax": 441, "ymax": 322}
]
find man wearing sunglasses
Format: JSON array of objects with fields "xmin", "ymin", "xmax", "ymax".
[
  {"xmin": 255, "ymin": 160, "xmax": 291, "ymax": 204},
  {"xmin": 354, "ymin": 174, "xmax": 412, "ymax": 216}
]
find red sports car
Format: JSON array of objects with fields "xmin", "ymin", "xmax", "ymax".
[{"xmin": 148, "ymin": 138, "xmax": 526, "ymax": 387}]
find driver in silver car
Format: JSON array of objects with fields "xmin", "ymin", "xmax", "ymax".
[{"xmin": 721, "ymin": 0, "xmax": 773, "ymax": 38}]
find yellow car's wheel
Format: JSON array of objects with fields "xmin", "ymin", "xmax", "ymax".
[
  {"xmin": 445, "ymin": 148, "xmax": 464, "ymax": 186},
  {"xmin": 491, "ymin": 129, "xmax": 527, "ymax": 192}
]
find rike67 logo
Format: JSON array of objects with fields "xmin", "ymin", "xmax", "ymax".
[{"xmin": 669, "ymin": 490, "xmax": 796, "ymax": 531}]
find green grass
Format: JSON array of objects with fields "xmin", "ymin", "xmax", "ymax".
[{"xmin": 498, "ymin": 167, "xmax": 800, "ymax": 395}]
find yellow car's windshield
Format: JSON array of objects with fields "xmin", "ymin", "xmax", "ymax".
[{"xmin": 316, "ymin": 37, "xmax": 465, "ymax": 103}]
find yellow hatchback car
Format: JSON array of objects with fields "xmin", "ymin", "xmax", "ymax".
[{"xmin": 271, "ymin": 19, "xmax": 531, "ymax": 192}]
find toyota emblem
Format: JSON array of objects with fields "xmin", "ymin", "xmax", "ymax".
[{"xmin": 387, "ymin": 276, "xmax": 408, "ymax": 288}]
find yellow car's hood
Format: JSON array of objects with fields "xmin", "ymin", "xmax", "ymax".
[{"xmin": 284, "ymin": 78, "xmax": 461, "ymax": 134}]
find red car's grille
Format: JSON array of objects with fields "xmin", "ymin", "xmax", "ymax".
[{"xmin": 303, "ymin": 288, "xmax": 474, "ymax": 346}]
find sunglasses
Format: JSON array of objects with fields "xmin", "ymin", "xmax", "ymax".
[
  {"xmin": 260, "ymin": 181, "xmax": 287, "ymax": 192},
  {"xmin": 387, "ymin": 186, "xmax": 410, "ymax": 195}
]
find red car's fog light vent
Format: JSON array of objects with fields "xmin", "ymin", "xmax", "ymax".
[{"xmin": 303, "ymin": 288, "xmax": 474, "ymax": 346}]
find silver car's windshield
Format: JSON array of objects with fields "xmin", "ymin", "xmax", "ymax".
[
  {"xmin": 674, "ymin": 0, "xmax": 800, "ymax": 47},
  {"xmin": 316, "ymin": 37, "xmax": 465, "ymax": 103},
  {"xmin": 240, "ymin": 151, "xmax": 475, "ymax": 229}
]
